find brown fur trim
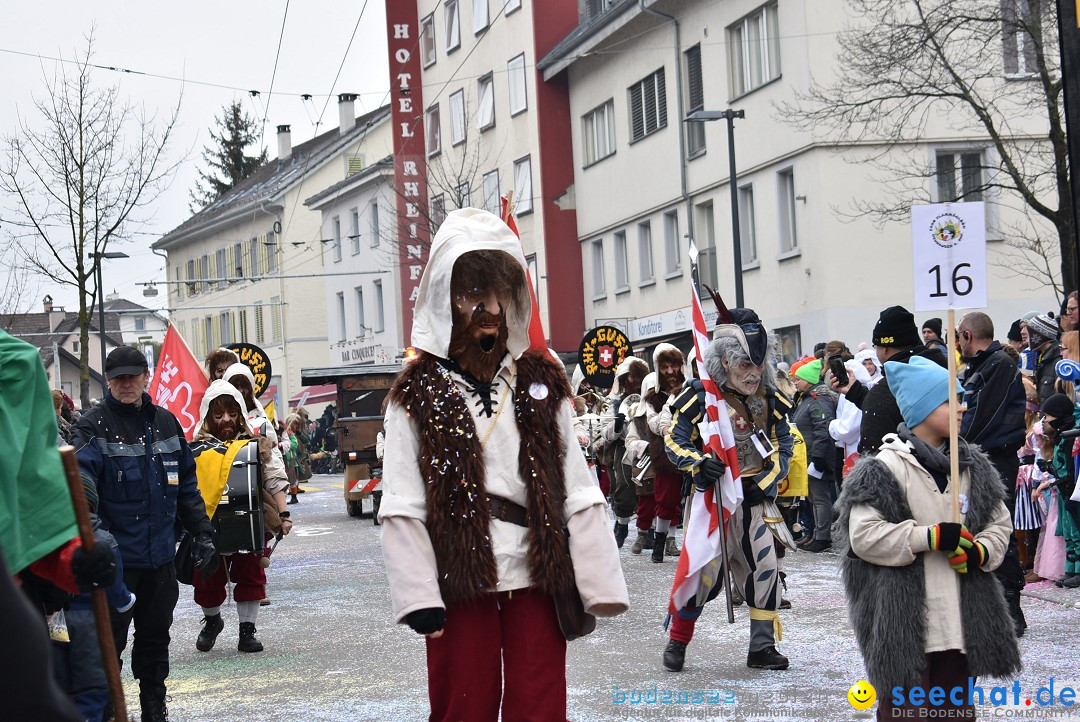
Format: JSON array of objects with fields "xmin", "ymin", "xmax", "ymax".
[
  {"xmin": 513, "ymin": 352, "xmax": 576, "ymax": 596},
  {"xmin": 655, "ymin": 348, "xmax": 685, "ymax": 368},
  {"xmin": 389, "ymin": 353, "xmax": 498, "ymax": 606},
  {"xmin": 643, "ymin": 390, "xmax": 678, "ymax": 475}
]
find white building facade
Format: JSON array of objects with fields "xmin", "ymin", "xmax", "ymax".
[{"xmin": 541, "ymin": 0, "xmax": 1058, "ymax": 360}]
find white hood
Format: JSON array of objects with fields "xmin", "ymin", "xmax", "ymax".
[
  {"xmin": 222, "ymin": 362, "xmax": 269, "ymax": 418},
  {"xmin": 608, "ymin": 356, "xmax": 648, "ymax": 398},
  {"xmin": 633, "ymin": 372, "xmax": 658, "ymax": 417},
  {"xmin": 652, "ymin": 341, "xmax": 689, "ymax": 384},
  {"xmin": 571, "ymin": 364, "xmax": 586, "ymax": 396},
  {"xmin": 854, "ymin": 349, "xmax": 883, "ymax": 386},
  {"xmin": 195, "ymin": 380, "xmax": 255, "ymax": 440},
  {"xmin": 410, "ymin": 208, "xmax": 532, "ymax": 359}
]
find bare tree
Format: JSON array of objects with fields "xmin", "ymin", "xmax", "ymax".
[
  {"xmin": 0, "ymin": 35, "xmax": 182, "ymax": 406},
  {"xmin": 779, "ymin": 0, "xmax": 1073, "ymax": 300},
  {"xmin": 0, "ymin": 242, "xmax": 38, "ymax": 316}
]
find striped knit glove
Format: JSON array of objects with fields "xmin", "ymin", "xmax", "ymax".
[
  {"xmin": 926, "ymin": 523, "xmax": 974, "ymax": 554},
  {"xmin": 948, "ymin": 540, "xmax": 988, "ymax": 574}
]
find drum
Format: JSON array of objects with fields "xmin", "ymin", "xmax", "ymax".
[{"xmin": 214, "ymin": 439, "xmax": 265, "ymax": 555}]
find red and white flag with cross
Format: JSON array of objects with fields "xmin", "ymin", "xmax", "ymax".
[{"xmin": 148, "ymin": 325, "xmax": 209, "ymax": 440}]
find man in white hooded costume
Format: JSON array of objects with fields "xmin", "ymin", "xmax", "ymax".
[{"xmin": 379, "ymin": 208, "xmax": 628, "ymax": 721}]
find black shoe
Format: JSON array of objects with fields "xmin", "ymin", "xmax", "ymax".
[
  {"xmin": 296, "ymin": 487, "xmax": 306, "ymax": 493},
  {"xmin": 1065, "ymin": 574, "xmax": 1080, "ymax": 588},
  {"xmin": 614, "ymin": 522, "xmax": 629, "ymax": 548},
  {"xmin": 196, "ymin": 614, "xmax": 224, "ymax": 652},
  {"xmin": 651, "ymin": 532, "xmax": 667, "ymax": 563},
  {"xmin": 1004, "ymin": 590, "xmax": 1026, "ymax": 637},
  {"xmin": 801, "ymin": 539, "xmax": 832, "ymax": 553},
  {"xmin": 747, "ymin": 645, "xmax": 789, "ymax": 670},
  {"xmin": 238, "ymin": 622, "xmax": 264, "ymax": 653},
  {"xmin": 287, "ymin": 494, "xmax": 299, "ymax": 505},
  {"xmin": 644, "ymin": 528, "xmax": 656, "ymax": 550},
  {"xmin": 779, "ymin": 598, "xmax": 792, "ymax": 610},
  {"xmin": 663, "ymin": 639, "xmax": 687, "ymax": 671},
  {"xmin": 139, "ymin": 686, "xmax": 168, "ymax": 722}
]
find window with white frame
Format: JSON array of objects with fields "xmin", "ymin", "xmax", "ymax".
[
  {"xmin": 431, "ymin": 194, "xmax": 446, "ymax": 227},
  {"xmin": 426, "ymin": 104, "xmax": 441, "ymax": 156},
  {"xmin": 696, "ymin": 201, "xmax": 718, "ymax": 292},
  {"xmin": 458, "ymin": 181, "xmax": 471, "ymax": 208},
  {"xmin": 505, "ymin": 0, "xmax": 522, "ymax": 13},
  {"xmin": 935, "ymin": 150, "xmax": 985, "ymax": 202},
  {"xmin": 1002, "ymin": 0, "xmax": 1039, "ymax": 76},
  {"xmin": 738, "ymin": 184, "xmax": 758, "ymax": 265},
  {"xmin": 445, "ymin": 0, "xmax": 461, "ymax": 52},
  {"xmin": 351, "ymin": 208, "xmax": 360, "ymax": 254},
  {"xmin": 216, "ymin": 248, "xmax": 227, "ymax": 288},
  {"xmin": 374, "ymin": 280, "xmax": 385, "ymax": 332},
  {"xmin": 477, "ymin": 73, "xmax": 495, "ymax": 131},
  {"xmin": 266, "ymin": 233, "xmax": 278, "ymax": 273},
  {"xmin": 614, "ymin": 230, "xmax": 629, "ymax": 291},
  {"xmin": 508, "ymin": 53, "xmax": 527, "ymax": 115},
  {"xmin": 591, "ymin": 239, "xmax": 606, "ymax": 297},
  {"xmin": 482, "ymin": 170, "xmax": 500, "ymax": 215},
  {"xmin": 233, "ymin": 242, "xmax": 243, "ymax": 278},
  {"xmin": 249, "ymin": 238, "xmax": 260, "ymax": 277},
  {"xmin": 638, "ymin": 221, "xmax": 654, "ymax": 284},
  {"xmin": 777, "ymin": 168, "xmax": 798, "ymax": 254},
  {"xmin": 582, "ymin": 100, "xmax": 615, "ymax": 166},
  {"xmin": 336, "ymin": 292, "xmax": 346, "ymax": 342},
  {"xmin": 513, "ymin": 156, "xmax": 532, "ymax": 214},
  {"xmin": 355, "ymin": 287, "xmax": 366, "ymax": 336},
  {"xmin": 450, "ymin": 90, "xmax": 466, "ymax": 146},
  {"xmin": 420, "ymin": 13, "xmax": 436, "ymax": 68},
  {"xmin": 663, "ymin": 210, "xmax": 680, "ymax": 275},
  {"xmin": 728, "ymin": 3, "xmax": 781, "ymax": 98},
  {"xmin": 628, "ymin": 69, "xmax": 667, "ymax": 142},
  {"xmin": 135, "ymin": 316, "xmax": 146, "ymax": 332},
  {"xmin": 775, "ymin": 325, "xmax": 802, "ymax": 365},
  {"xmin": 333, "ymin": 216, "xmax": 342, "ymax": 262},
  {"xmin": 525, "ymin": 253, "xmax": 539, "ymax": 300},
  {"xmin": 685, "ymin": 44, "xmax": 706, "ymax": 156},
  {"xmin": 369, "ymin": 201, "xmax": 380, "ymax": 247},
  {"xmin": 200, "ymin": 254, "xmax": 210, "ymax": 292},
  {"xmin": 219, "ymin": 311, "xmax": 232, "ymax": 346},
  {"xmin": 186, "ymin": 258, "xmax": 196, "ymax": 296},
  {"xmin": 473, "ymin": 0, "xmax": 489, "ymax": 33}
]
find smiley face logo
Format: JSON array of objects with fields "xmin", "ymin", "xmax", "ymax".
[{"xmin": 848, "ymin": 680, "xmax": 876, "ymax": 710}]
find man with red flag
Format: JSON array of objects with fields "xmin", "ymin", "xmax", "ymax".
[{"xmin": 663, "ymin": 300, "xmax": 794, "ymax": 672}]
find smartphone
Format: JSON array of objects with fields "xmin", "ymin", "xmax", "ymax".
[{"xmin": 827, "ymin": 355, "xmax": 848, "ymax": 386}]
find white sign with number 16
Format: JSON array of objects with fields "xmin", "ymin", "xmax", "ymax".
[{"xmin": 911, "ymin": 201, "xmax": 987, "ymax": 312}]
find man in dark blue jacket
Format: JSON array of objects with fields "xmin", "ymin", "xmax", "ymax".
[
  {"xmin": 72, "ymin": 346, "xmax": 217, "ymax": 722},
  {"xmin": 958, "ymin": 311, "xmax": 1028, "ymax": 636}
]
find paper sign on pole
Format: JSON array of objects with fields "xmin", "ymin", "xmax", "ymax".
[{"xmin": 911, "ymin": 202, "xmax": 987, "ymax": 312}]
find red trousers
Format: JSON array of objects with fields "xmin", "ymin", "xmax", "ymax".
[
  {"xmin": 192, "ymin": 552, "xmax": 266, "ymax": 608},
  {"xmin": 597, "ymin": 464, "xmax": 611, "ymax": 499},
  {"xmin": 635, "ymin": 493, "xmax": 656, "ymax": 530},
  {"xmin": 653, "ymin": 470, "xmax": 682, "ymax": 522},
  {"xmin": 425, "ymin": 588, "xmax": 567, "ymax": 722}
]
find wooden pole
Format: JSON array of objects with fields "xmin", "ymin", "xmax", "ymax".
[
  {"xmin": 715, "ymin": 483, "xmax": 736, "ymax": 624},
  {"xmin": 58, "ymin": 446, "xmax": 128, "ymax": 721},
  {"xmin": 946, "ymin": 308, "xmax": 962, "ymax": 522}
]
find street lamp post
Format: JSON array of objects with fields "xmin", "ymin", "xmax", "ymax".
[
  {"xmin": 686, "ymin": 109, "xmax": 746, "ymax": 307},
  {"xmin": 89, "ymin": 251, "xmax": 129, "ymax": 395}
]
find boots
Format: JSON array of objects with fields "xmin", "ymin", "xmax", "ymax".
[
  {"xmin": 747, "ymin": 645, "xmax": 790, "ymax": 670},
  {"xmin": 238, "ymin": 622, "xmax": 264, "ymax": 653},
  {"xmin": 1004, "ymin": 590, "xmax": 1027, "ymax": 638},
  {"xmin": 665, "ymin": 535, "xmax": 679, "ymax": 556},
  {"xmin": 613, "ymin": 521, "xmax": 629, "ymax": 548},
  {"xmin": 139, "ymin": 685, "xmax": 168, "ymax": 722},
  {"xmin": 663, "ymin": 639, "xmax": 687, "ymax": 671},
  {"xmin": 631, "ymin": 531, "xmax": 648, "ymax": 555},
  {"xmin": 651, "ymin": 532, "xmax": 667, "ymax": 562},
  {"xmin": 288, "ymin": 491, "xmax": 299, "ymax": 505},
  {"xmin": 195, "ymin": 613, "xmax": 224, "ymax": 652},
  {"xmin": 643, "ymin": 528, "xmax": 656, "ymax": 550}
]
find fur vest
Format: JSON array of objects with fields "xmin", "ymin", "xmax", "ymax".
[
  {"xmin": 388, "ymin": 351, "xmax": 576, "ymax": 607},
  {"xmin": 644, "ymin": 390, "xmax": 678, "ymax": 476},
  {"xmin": 834, "ymin": 440, "xmax": 1022, "ymax": 692}
]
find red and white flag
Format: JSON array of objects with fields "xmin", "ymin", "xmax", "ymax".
[
  {"xmin": 149, "ymin": 325, "xmax": 208, "ymax": 440},
  {"xmin": 668, "ymin": 277, "xmax": 743, "ymax": 614},
  {"xmin": 501, "ymin": 194, "xmax": 547, "ymax": 352}
]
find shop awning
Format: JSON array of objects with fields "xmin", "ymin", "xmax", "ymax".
[{"xmin": 289, "ymin": 383, "xmax": 336, "ymax": 408}]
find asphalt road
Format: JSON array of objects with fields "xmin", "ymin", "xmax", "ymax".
[{"xmin": 116, "ymin": 474, "xmax": 1080, "ymax": 721}]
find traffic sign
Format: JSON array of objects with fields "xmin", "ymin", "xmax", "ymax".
[{"xmin": 911, "ymin": 202, "xmax": 987, "ymax": 312}]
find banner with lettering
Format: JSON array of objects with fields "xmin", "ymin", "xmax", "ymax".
[
  {"xmin": 577, "ymin": 325, "xmax": 631, "ymax": 389},
  {"xmin": 225, "ymin": 342, "xmax": 273, "ymax": 397},
  {"xmin": 150, "ymin": 325, "xmax": 209, "ymax": 440}
]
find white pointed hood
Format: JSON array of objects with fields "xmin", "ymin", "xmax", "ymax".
[
  {"xmin": 222, "ymin": 362, "xmax": 269, "ymax": 418},
  {"xmin": 194, "ymin": 380, "xmax": 255, "ymax": 440},
  {"xmin": 410, "ymin": 208, "xmax": 532, "ymax": 360},
  {"xmin": 854, "ymin": 348, "xmax": 883, "ymax": 386},
  {"xmin": 608, "ymin": 355, "xmax": 648, "ymax": 398}
]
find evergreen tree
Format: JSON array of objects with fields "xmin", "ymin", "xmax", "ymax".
[{"xmin": 190, "ymin": 101, "xmax": 266, "ymax": 211}]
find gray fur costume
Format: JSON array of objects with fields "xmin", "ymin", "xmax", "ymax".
[{"xmin": 833, "ymin": 435, "xmax": 1022, "ymax": 693}]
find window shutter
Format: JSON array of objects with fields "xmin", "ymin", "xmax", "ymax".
[
  {"xmin": 630, "ymin": 83, "xmax": 644, "ymax": 140},
  {"xmin": 643, "ymin": 76, "xmax": 657, "ymax": 134},
  {"xmin": 1001, "ymin": 0, "xmax": 1019, "ymax": 74},
  {"xmin": 687, "ymin": 46, "xmax": 704, "ymax": 110},
  {"xmin": 656, "ymin": 68, "xmax": 667, "ymax": 129}
]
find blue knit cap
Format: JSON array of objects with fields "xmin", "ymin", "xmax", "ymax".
[{"xmin": 884, "ymin": 355, "xmax": 964, "ymax": 429}]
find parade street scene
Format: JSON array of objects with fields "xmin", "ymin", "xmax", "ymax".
[{"xmin": 3, "ymin": 1, "xmax": 1080, "ymax": 721}]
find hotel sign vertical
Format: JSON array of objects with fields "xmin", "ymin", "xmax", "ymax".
[{"xmin": 385, "ymin": 0, "xmax": 430, "ymax": 346}]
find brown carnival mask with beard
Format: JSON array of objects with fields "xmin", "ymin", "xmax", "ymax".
[
  {"xmin": 447, "ymin": 250, "xmax": 524, "ymax": 383},
  {"xmin": 205, "ymin": 395, "xmax": 245, "ymax": 441},
  {"xmin": 656, "ymin": 352, "xmax": 685, "ymax": 394}
]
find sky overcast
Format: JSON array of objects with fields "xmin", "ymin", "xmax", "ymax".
[{"xmin": 1, "ymin": 1, "xmax": 390, "ymax": 315}]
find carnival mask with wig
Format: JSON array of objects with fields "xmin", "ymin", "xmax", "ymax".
[
  {"xmin": 206, "ymin": 395, "xmax": 245, "ymax": 441},
  {"xmin": 707, "ymin": 287, "xmax": 770, "ymax": 396},
  {"xmin": 447, "ymin": 249, "xmax": 523, "ymax": 383}
]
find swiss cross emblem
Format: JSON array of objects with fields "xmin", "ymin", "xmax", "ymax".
[
  {"xmin": 733, "ymin": 415, "xmax": 750, "ymax": 432},
  {"xmin": 598, "ymin": 345, "xmax": 615, "ymax": 368}
]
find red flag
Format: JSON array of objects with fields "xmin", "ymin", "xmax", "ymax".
[
  {"xmin": 501, "ymin": 195, "xmax": 547, "ymax": 351},
  {"xmin": 148, "ymin": 325, "xmax": 209, "ymax": 440},
  {"xmin": 668, "ymin": 277, "xmax": 744, "ymax": 615}
]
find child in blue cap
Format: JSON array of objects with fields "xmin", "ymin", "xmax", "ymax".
[{"xmin": 834, "ymin": 355, "xmax": 1019, "ymax": 721}]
